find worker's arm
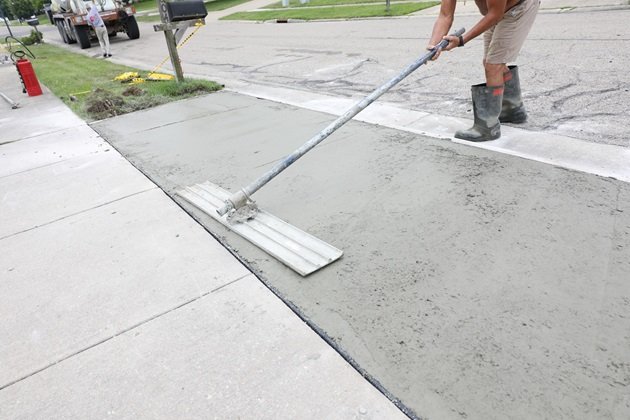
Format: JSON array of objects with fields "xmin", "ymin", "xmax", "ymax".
[
  {"xmin": 426, "ymin": 0, "xmax": 456, "ymax": 52},
  {"xmin": 441, "ymin": 0, "xmax": 507, "ymax": 51}
]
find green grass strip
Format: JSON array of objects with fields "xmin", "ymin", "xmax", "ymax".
[
  {"xmin": 204, "ymin": 0, "xmax": 256, "ymax": 11},
  {"xmin": 131, "ymin": 0, "xmax": 161, "ymax": 12},
  {"xmin": 28, "ymin": 43, "xmax": 222, "ymax": 121},
  {"xmin": 221, "ymin": 2, "xmax": 439, "ymax": 20},
  {"xmin": 264, "ymin": 0, "xmax": 413, "ymax": 9},
  {"xmin": 133, "ymin": 0, "xmax": 253, "ymax": 14}
]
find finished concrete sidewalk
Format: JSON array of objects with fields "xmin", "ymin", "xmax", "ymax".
[{"xmin": 0, "ymin": 64, "xmax": 406, "ymax": 419}]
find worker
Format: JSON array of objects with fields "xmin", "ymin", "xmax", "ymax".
[
  {"xmin": 427, "ymin": 0, "xmax": 540, "ymax": 142},
  {"xmin": 86, "ymin": 1, "xmax": 111, "ymax": 58}
]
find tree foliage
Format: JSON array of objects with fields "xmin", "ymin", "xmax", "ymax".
[
  {"xmin": 0, "ymin": 0, "xmax": 14, "ymax": 19},
  {"xmin": 9, "ymin": 0, "xmax": 37, "ymax": 20},
  {"xmin": 32, "ymin": 0, "xmax": 44, "ymax": 12}
]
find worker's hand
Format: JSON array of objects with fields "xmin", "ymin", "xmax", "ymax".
[
  {"xmin": 426, "ymin": 44, "xmax": 443, "ymax": 61},
  {"xmin": 441, "ymin": 35, "xmax": 461, "ymax": 51},
  {"xmin": 427, "ymin": 34, "xmax": 462, "ymax": 60}
]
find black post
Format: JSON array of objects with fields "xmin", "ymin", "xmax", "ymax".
[{"xmin": 0, "ymin": 7, "xmax": 13, "ymax": 37}]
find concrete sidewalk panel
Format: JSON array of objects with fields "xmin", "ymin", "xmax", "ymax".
[
  {"xmin": 0, "ymin": 274, "xmax": 406, "ymax": 420},
  {"xmin": 0, "ymin": 187, "xmax": 251, "ymax": 387},
  {"xmin": 0, "ymin": 150, "xmax": 155, "ymax": 238},
  {"xmin": 0, "ymin": 106, "xmax": 84, "ymax": 145},
  {"xmin": 0, "ymin": 125, "xmax": 106, "ymax": 178},
  {"xmin": 0, "ymin": 95, "xmax": 85, "ymax": 145},
  {"xmin": 0, "ymin": 65, "xmax": 85, "ymax": 145}
]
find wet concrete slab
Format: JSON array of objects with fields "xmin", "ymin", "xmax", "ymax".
[{"xmin": 92, "ymin": 91, "xmax": 630, "ymax": 420}]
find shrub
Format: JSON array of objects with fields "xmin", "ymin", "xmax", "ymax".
[{"xmin": 20, "ymin": 29, "xmax": 43, "ymax": 45}]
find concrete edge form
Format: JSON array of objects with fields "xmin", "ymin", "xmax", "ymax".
[{"xmin": 220, "ymin": 79, "xmax": 630, "ymax": 184}]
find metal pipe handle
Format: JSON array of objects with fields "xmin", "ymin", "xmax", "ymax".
[{"xmin": 217, "ymin": 28, "xmax": 465, "ymax": 216}]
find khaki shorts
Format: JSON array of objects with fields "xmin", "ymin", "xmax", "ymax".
[{"xmin": 483, "ymin": 0, "xmax": 540, "ymax": 64}]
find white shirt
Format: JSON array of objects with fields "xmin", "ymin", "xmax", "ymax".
[{"xmin": 87, "ymin": 6, "xmax": 105, "ymax": 28}]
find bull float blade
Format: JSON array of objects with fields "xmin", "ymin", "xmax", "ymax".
[{"xmin": 177, "ymin": 181, "xmax": 343, "ymax": 276}]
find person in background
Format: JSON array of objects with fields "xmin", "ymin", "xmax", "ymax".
[
  {"xmin": 427, "ymin": 0, "xmax": 540, "ymax": 142},
  {"xmin": 86, "ymin": 1, "xmax": 111, "ymax": 58}
]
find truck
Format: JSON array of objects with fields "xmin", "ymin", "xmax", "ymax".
[{"xmin": 49, "ymin": 0, "xmax": 140, "ymax": 49}]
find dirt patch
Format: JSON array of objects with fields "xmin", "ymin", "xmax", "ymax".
[
  {"xmin": 84, "ymin": 88, "xmax": 162, "ymax": 120},
  {"xmin": 122, "ymin": 86, "xmax": 145, "ymax": 97},
  {"xmin": 85, "ymin": 89, "xmax": 126, "ymax": 119}
]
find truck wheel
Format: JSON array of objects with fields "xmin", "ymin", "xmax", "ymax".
[
  {"xmin": 66, "ymin": 22, "xmax": 77, "ymax": 44},
  {"xmin": 56, "ymin": 22, "xmax": 68, "ymax": 44},
  {"xmin": 74, "ymin": 26, "xmax": 91, "ymax": 49},
  {"xmin": 126, "ymin": 16, "xmax": 140, "ymax": 40}
]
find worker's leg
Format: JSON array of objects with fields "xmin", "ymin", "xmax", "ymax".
[
  {"xmin": 454, "ymin": 82, "xmax": 503, "ymax": 142},
  {"xmin": 96, "ymin": 27, "xmax": 107, "ymax": 57},
  {"xmin": 483, "ymin": 0, "xmax": 540, "ymax": 122},
  {"xmin": 501, "ymin": 65, "xmax": 528, "ymax": 123},
  {"xmin": 455, "ymin": 0, "xmax": 539, "ymax": 141},
  {"xmin": 453, "ymin": 29, "xmax": 504, "ymax": 142},
  {"xmin": 103, "ymin": 29, "xmax": 111, "ymax": 56},
  {"xmin": 485, "ymin": 62, "xmax": 508, "ymax": 87}
]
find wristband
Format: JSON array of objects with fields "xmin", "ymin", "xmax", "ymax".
[{"xmin": 458, "ymin": 35, "xmax": 465, "ymax": 47}]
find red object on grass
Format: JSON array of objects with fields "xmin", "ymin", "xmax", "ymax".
[{"xmin": 16, "ymin": 59, "xmax": 43, "ymax": 97}]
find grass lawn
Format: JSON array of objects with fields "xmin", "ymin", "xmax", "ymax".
[
  {"xmin": 264, "ymin": 0, "xmax": 406, "ymax": 8},
  {"xmin": 136, "ymin": 15, "xmax": 162, "ymax": 22},
  {"xmin": 133, "ymin": 0, "xmax": 254, "ymax": 18},
  {"xmin": 204, "ymin": 0, "xmax": 257, "ymax": 11},
  {"xmin": 222, "ymin": 1, "xmax": 439, "ymax": 20},
  {"xmin": 35, "ymin": 14, "xmax": 51, "ymax": 25},
  {"xmin": 131, "ymin": 0, "xmax": 162, "ymax": 13},
  {"xmin": 27, "ymin": 43, "xmax": 222, "ymax": 121}
]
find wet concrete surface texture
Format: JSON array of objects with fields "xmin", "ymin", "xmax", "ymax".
[{"xmin": 93, "ymin": 92, "xmax": 630, "ymax": 420}]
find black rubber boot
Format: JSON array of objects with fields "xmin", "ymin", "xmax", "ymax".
[
  {"xmin": 455, "ymin": 83, "xmax": 503, "ymax": 142},
  {"xmin": 500, "ymin": 65, "xmax": 527, "ymax": 123}
]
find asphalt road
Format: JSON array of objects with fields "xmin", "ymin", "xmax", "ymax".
[
  {"xmin": 11, "ymin": 7, "xmax": 630, "ymax": 147},
  {"xmin": 26, "ymin": 7, "xmax": 629, "ymax": 148},
  {"xmin": 0, "ymin": 21, "xmax": 52, "ymax": 39}
]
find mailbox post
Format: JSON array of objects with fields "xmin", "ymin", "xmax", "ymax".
[
  {"xmin": 156, "ymin": 0, "xmax": 185, "ymax": 82},
  {"xmin": 153, "ymin": 1, "xmax": 207, "ymax": 82},
  {"xmin": 26, "ymin": 18, "xmax": 42, "ymax": 43}
]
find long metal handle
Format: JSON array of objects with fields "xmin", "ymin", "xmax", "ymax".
[
  {"xmin": 217, "ymin": 28, "xmax": 465, "ymax": 216},
  {"xmin": 0, "ymin": 90, "xmax": 19, "ymax": 109}
]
